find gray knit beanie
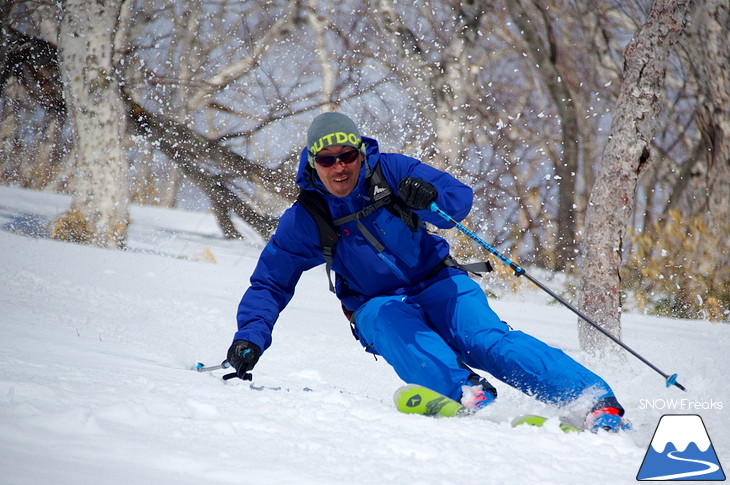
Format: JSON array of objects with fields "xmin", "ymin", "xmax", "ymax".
[{"xmin": 307, "ymin": 113, "xmax": 363, "ymax": 166}]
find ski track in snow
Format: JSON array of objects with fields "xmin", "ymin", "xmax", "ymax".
[{"xmin": 1, "ymin": 185, "xmax": 728, "ymax": 485}]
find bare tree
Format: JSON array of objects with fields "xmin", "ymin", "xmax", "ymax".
[
  {"xmin": 504, "ymin": 0, "xmax": 580, "ymax": 270},
  {"xmin": 369, "ymin": 0, "xmax": 486, "ymax": 174},
  {"xmin": 578, "ymin": 0, "xmax": 695, "ymax": 352},
  {"xmin": 678, "ymin": 0, "xmax": 730, "ymax": 255},
  {"xmin": 50, "ymin": 0, "xmax": 130, "ymax": 248},
  {"xmin": 2, "ymin": 0, "xmax": 726, "ymax": 324}
]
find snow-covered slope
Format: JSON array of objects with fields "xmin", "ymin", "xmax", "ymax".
[{"xmin": 1, "ymin": 185, "xmax": 727, "ymax": 485}]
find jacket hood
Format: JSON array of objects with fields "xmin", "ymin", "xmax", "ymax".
[{"xmin": 295, "ymin": 136, "xmax": 380, "ymax": 198}]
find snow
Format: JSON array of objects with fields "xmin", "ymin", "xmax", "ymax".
[{"xmin": 1, "ymin": 184, "xmax": 728, "ymax": 485}]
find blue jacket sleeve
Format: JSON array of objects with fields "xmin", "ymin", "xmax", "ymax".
[
  {"xmin": 233, "ymin": 204, "xmax": 324, "ymax": 353},
  {"xmin": 380, "ymin": 153, "xmax": 473, "ymax": 227}
]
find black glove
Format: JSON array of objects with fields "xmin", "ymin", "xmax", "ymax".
[
  {"xmin": 226, "ymin": 340, "xmax": 262, "ymax": 381},
  {"xmin": 398, "ymin": 177, "xmax": 438, "ymax": 210}
]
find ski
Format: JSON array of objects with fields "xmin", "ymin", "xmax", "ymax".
[
  {"xmin": 511, "ymin": 414, "xmax": 583, "ymax": 433},
  {"xmin": 393, "ymin": 384, "xmax": 582, "ymax": 433},
  {"xmin": 394, "ymin": 383, "xmax": 466, "ymax": 417}
]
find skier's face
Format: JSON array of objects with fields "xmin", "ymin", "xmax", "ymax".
[{"xmin": 313, "ymin": 145, "xmax": 362, "ymax": 197}]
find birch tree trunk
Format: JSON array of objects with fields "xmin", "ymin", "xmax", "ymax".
[
  {"xmin": 431, "ymin": 3, "xmax": 484, "ymax": 177},
  {"xmin": 433, "ymin": 28, "xmax": 469, "ymax": 175},
  {"xmin": 373, "ymin": 0, "xmax": 484, "ymax": 175},
  {"xmin": 306, "ymin": 0, "xmax": 337, "ymax": 112},
  {"xmin": 578, "ymin": 0, "xmax": 694, "ymax": 352},
  {"xmin": 684, "ymin": 0, "xmax": 730, "ymax": 253},
  {"xmin": 51, "ymin": 0, "xmax": 129, "ymax": 248}
]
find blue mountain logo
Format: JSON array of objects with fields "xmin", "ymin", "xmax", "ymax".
[{"xmin": 637, "ymin": 414, "xmax": 726, "ymax": 481}]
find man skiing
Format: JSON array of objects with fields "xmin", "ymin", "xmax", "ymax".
[{"xmin": 227, "ymin": 112, "xmax": 630, "ymax": 432}]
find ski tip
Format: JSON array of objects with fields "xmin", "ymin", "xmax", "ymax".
[
  {"xmin": 194, "ymin": 362, "xmax": 205, "ymax": 371},
  {"xmin": 511, "ymin": 414, "xmax": 547, "ymax": 428},
  {"xmin": 393, "ymin": 384, "xmax": 464, "ymax": 417},
  {"xmin": 512, "ymin": 414, "xmax": 583, "ymax": 433}
]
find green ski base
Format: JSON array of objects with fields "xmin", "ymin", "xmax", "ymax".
[{"xmin": 393, "ymin": 384, "xmax": 582, "ymax": 433}]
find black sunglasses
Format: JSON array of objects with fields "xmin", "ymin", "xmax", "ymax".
[{"xmin": 313, "ymin": 148, "xmax": 361, "ymax": 168}]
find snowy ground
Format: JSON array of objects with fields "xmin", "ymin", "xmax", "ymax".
[{"xmin": 1, "ymin": 185, "xmax": 728, "ymax": 485}]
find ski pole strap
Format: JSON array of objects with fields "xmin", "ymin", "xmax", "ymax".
[
  {"xmin": 447, "ymin": 258, "xmax": 492, "ymax": 276},
  {"xmin": 426, "ymin": 255, "xmax": 493, "ymax": 280}
]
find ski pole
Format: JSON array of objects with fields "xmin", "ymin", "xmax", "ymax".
[
  {"xmin": 195, "ymin": 360, "xmax": 252, "ymax": 381},
  {"xmin": 194, "ymin": 360, "xmax": 230, "ymax": 372},
  {"xmin": 430, "ymin": 202, "xmax": 686, "ymax": 392}
]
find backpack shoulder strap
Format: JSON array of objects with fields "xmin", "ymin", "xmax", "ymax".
[
  {"xmin": 368, "ymin": 161, "xmax": 393, "ymax": 204},
  {"xmin": 372, "ymin": 161, "xmax": 420, "ymax": 232},
  {"xmin": 296, "ymin": 189, "xmax": 339, "ymax": 293}
]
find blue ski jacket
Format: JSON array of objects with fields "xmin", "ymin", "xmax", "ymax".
[{"xmin": 233, "ymin": 137, "xmax": 473, "ymax": 353}]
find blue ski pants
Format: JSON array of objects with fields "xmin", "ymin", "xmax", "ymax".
[{"xmin": 353, "ymin": 274, "xmax": 615, "ymax": 404}]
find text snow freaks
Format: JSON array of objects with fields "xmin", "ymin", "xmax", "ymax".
[{"xmin": 640, "ymin": 399, "xmax": 724, "ymax": 411}]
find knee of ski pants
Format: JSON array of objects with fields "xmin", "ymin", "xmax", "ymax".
[
  {"xmin": 414, "ymin": 274, "xmax": 510, "ymax": 340},
  {"xmin": 353, "ymin": 294, "xmax": 474, "ymax": 400},
  {"xmin": 353, "ymin": 295, "xmax": 419, "ymax": 353}
]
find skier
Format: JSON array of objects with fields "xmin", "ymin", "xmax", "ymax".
[{"xmin": 227, "ymin": 112, "xmax": 630, "ymax": 432}]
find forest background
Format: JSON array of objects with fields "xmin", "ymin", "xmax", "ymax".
[{"xmin": 1, "ymin": 0, "xmax": 728, "ymax": 346}]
